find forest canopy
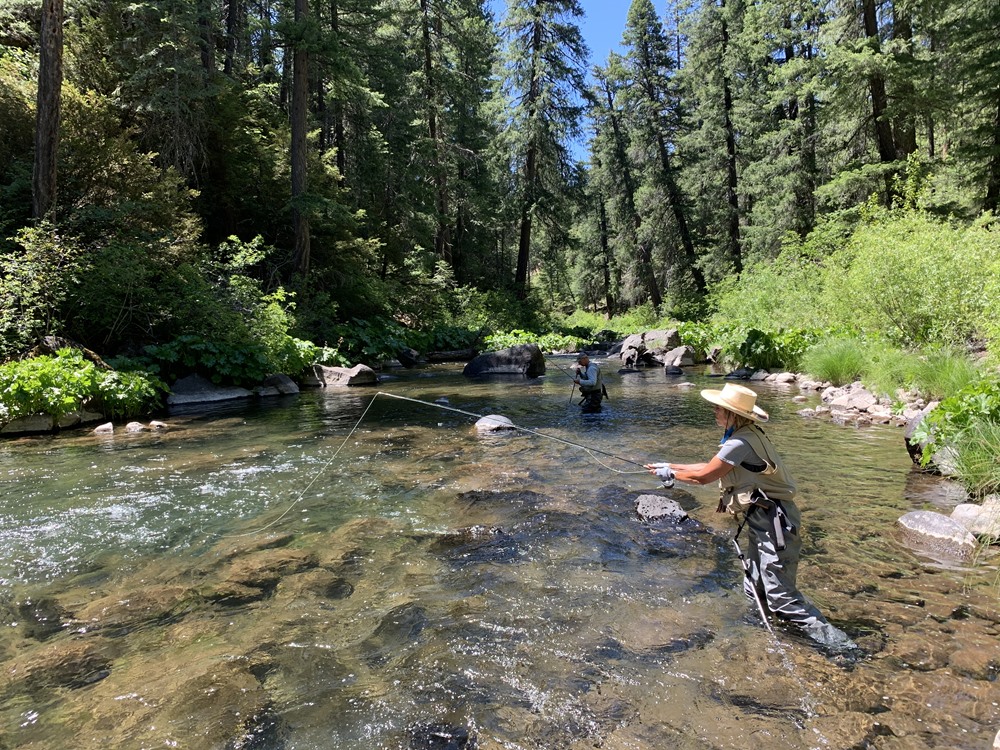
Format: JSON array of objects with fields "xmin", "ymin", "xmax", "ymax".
[{"xmin": 2, "ymin": 0, "xmax": 1000, "ymax": 374}]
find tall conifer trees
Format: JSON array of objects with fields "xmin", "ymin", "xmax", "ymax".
[{"xmin": 497, "ymin": 0, "xmax": 588, "ymax": 300}]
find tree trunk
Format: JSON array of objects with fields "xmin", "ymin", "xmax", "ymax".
[
  {"xmin": 32, "ymin": 0, "xmax": 64, "ymax": 220},
  {"xmin": 329, "ymin": 0, "xmax": 347, "ymax": 180},
  {"xmin": 515, "ymin": 19, "xmax": 543, "ymax": 301},
  {"xmin": 224, "ymin": 0, "xmax": 240, "ymax": 77},
  {"xmin": 862, "ymin": 0, "xmax": 896, "ymax": 201},
  {"xmin": 291, "ymin": 0, "xmax": 311, "ymax": 277},
  {"xmin": 421, "ymin": 0, "xmax": 452, "ymax": 265},
  {"xmin": 197, "ymin": 0, "xmax": 215, "ymax": 73},
  {"xmin": 719, "ymin": 2, "xmax": 741, "ymax": 274},
  {"xmin": 891, "ymin": 8, "xmax": 917, "ymax": 159},
  {"xmin": 597, "ymin": 197, "xmax": 615, "ymax": 316},
  {"xmin": 654, "ymin": 132, "xmax": 706, "ymax": 294},
  {"xmin": 515, "ymin": 143, "xmax": 535, "ymax": 299}
]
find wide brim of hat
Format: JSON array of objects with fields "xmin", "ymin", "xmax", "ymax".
[{"xmin": 700, "ymin": 388, "xmax": 769, "ymax": 422}]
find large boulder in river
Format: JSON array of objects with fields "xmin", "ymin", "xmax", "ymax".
[
  {"xmin": 167, "ymin": 374, "xmax": 253, "ymax": 405},
  {"xmin": 463, "ymin": 344, "xmax": 545, "ymax": 377},
  {"xmin": 475, "ymin": 415, "xmax": 515, "ymax": 433},
  {"xmin": 619, "ymin": 329, "xmax": 682, "ymax": 367},
  {"xmin": 951, "ymin": 495, "xmax": 1000, "ymax": 539},
  {"xmin": 635, "ymin": 494, "xmax": 688, "ymax": 522},
  {"xmin": 301, "ymin": 363, "xmax": 378, "ymax": 387}
]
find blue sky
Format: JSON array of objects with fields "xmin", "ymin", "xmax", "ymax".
[
  {"xmin": 488, "ymin": 0, "xmax": 632, "ymax": 159},
  {"xmin": 488, "ymin": 0, "xmax": 629, "ymax": 68},
  {"xmin": 578, "ymin": 0, "xmax": 628, "ymax": 65}
]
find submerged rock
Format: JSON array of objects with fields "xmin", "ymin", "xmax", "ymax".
[
  {"xmin": 897, "ymin": 510, "xmax": 977, "ymax": 561},
  {"xmin": 410, "ymin": 723, "xmax": 477, "ymax": 749},
  {"xmin": 474, "ymin": 414, "xmax": 515, "ymax": 433},
  {"xmin": 3, "ymin": 638, "xmax": 112, "ymax": 691},
  {"xmin": 634, "ymin": 494, "xmax": 688, "ymax": 522}
]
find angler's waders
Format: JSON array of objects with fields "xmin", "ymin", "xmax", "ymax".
[{"xmin": 733, "ymin": 515, "xmax": 774, "ymax": 634}]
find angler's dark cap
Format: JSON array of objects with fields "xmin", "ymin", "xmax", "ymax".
[{"xmin": 576, "ymin": 352, "xmax": 589, "ymax": 362}]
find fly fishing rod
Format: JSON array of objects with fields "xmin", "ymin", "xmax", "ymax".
[
  {"xmin": 549, "ymin": 360, "xmax": 580, "ymax": 404},
  {"xmin": 374, "ymin": 391, "xmax": 645, "ymax": 471}
]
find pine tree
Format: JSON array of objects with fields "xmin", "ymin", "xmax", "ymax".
[
  {"xmin": 620, "ymin": 0, "xmax": 707, "ymax": 298},
  {"xmin": 496, "ymin": 0, "xmax": 588, "ymax": 300}
]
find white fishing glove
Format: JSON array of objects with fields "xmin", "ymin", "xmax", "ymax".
[{"xmin": 654, "ymin": 466, "xmax": 675, "ymax": 488}]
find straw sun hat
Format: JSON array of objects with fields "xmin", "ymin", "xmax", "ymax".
[{"xmin": 700, "ymin": 383, "xmax": 769, "ymax": 422}]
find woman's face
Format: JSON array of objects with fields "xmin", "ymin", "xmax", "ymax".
[{"xmin": 713, "ymin": 405, "xmax": 730, "ymax": 429}]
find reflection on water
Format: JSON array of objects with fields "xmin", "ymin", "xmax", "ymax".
[{"xmin": 1, "ymin": 358, "xmax": 998, "ymax": 749}]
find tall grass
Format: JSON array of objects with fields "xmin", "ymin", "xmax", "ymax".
[
  {"xmin": 799, "ymin": 338, "xmax": 867, "ymax": 386},
  {"xmin": 952, "ymin": 421, "xmax": 1000, "ymax": 498},
  {"xmin": 802, "ymin": 338, "xmax": 982, "ymax": 401},
  {"xmin": 860, "ymin": 344, "xmax": 921, "ymax": 399},
  {"xmin": 908, "ymin": 349, "xmax": 982, "ymax": 401}
]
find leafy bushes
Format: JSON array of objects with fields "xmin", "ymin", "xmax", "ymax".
[
  {"xmin": 0, "ymin": 224, "xmax": 86, "ymax": 361},
  {"xmin": 143, "ymin": 335, "xmax": 274, "ymax": 385},
  {"xmin": 912, "ymin": 379, "xmax": 1000, "ymax": 495},
  {"xmin": 823, "ymin": 211, "xmax": 997, "ymax": 348},
  {"xmin": 0, "ymin": 349, "xmax": 165, "ymax": 426},
  {"xmin": 482, "ymin": 329, "xmax": 587, "ymax": 353}
]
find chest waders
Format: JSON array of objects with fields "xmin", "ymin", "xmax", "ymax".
[
  {"xmin": 577, "ymin": 365, "xmax": 608, "ymax": 411},
  {"xmin": 731, "ymin": 489, "xmax": 797, "ymax": 635}
]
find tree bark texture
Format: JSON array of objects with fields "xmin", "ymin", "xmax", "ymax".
[
  {"xmin": 719, "ymin": 4, "xmax": 742, "ymax": 274},
  {"xmin": 32, "ymin": 0, "xmax": 64, "ymax": 220},
  {"xmin": 291, "ymin": 0, "xmax": 311, "ymax": 277}
]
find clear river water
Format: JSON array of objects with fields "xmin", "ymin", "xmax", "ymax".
[{"xmin": 1, "ymin": 357, "xmax": 998, "ymax": 750}]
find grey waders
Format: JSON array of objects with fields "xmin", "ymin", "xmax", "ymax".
[{"xmin": 737, "ymin": 491, "xmax": 857, "ymax": 651}]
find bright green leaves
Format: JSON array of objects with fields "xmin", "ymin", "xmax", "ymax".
[{"xmin": 0, "ymin": 349, "xmax": 166, "ymax": 426}]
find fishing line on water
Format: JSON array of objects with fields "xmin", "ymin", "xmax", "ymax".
[
  {"xmin": 374, "ymin": 392, "xmax": 649, "ymax": 474},
  {"xmin": 221, "ymin": 390, "xmax": 648, "ymax": 538},
  {"xmin": 218, "ymin": 394, "xmax": 381, "ymax": 538}
]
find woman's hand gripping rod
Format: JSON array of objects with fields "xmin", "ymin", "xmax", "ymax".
[{"xmin": 644, "ymin": 462, "xmax": 675, "ymax": 488}]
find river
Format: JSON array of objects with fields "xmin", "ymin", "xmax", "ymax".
[{"xmin": 1, "ymin": 358, "xmax": 998, "ymax": 749}]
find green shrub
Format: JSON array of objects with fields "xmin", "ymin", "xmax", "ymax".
[
  {"xmin": 0, "ymin": 349, "xmax": 165, "ymax": 425},
  {"xmin": 912, "ymin": 379, "xmax": 1000, "ymax": 464},
  {"xmin": 979, "ymin": 248, "xmax": 1000, "ymax": 365},
  {"xmin": 951, "ymin": 421, "xmax": 1000, "ymax": 498},
  {"xmin": 612, "ymin": 302, "xmax": 663, "ymax": 333},
  {"xmin": 558, "ymin": 310, "xmax": 609, "ymax": 338},
  {"xmin": 143, "ymin": 335, "xmax": 272, "ymax": 385},
  {"xmin": 800, "ymin": 338, "xmax": 867, "ymax": 386},
  {"xmin": 94, "ymin": 369, "xmax": 168, "ymax": 420},
  {"xmin": 709, "ymin": 245, "xmax": 830, "ymax": 331},
  {"xmin": 675, "ymin": 321, "xmax": 717, "ymax": 359},
  {"xmin": 332, "ymin": 318, "xmax": 409, "ymax": 366},
  {"xmin": 733, "ymin": 328, "xmax": 817, "ymax": 371},
  {"xmin": 481, "ymin": 328, "xmax": 587, "ymax": 353},
  {"xmin": 822, "ymin": 211, "xmax": 996, "ymax": 348},
  {"xmin": 407, "ymin": 324, "xmax": 482, "ymax": 354},
  {"xmin": 0, "ymin": 224, "xmax": 86, "ymax": 360}
]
